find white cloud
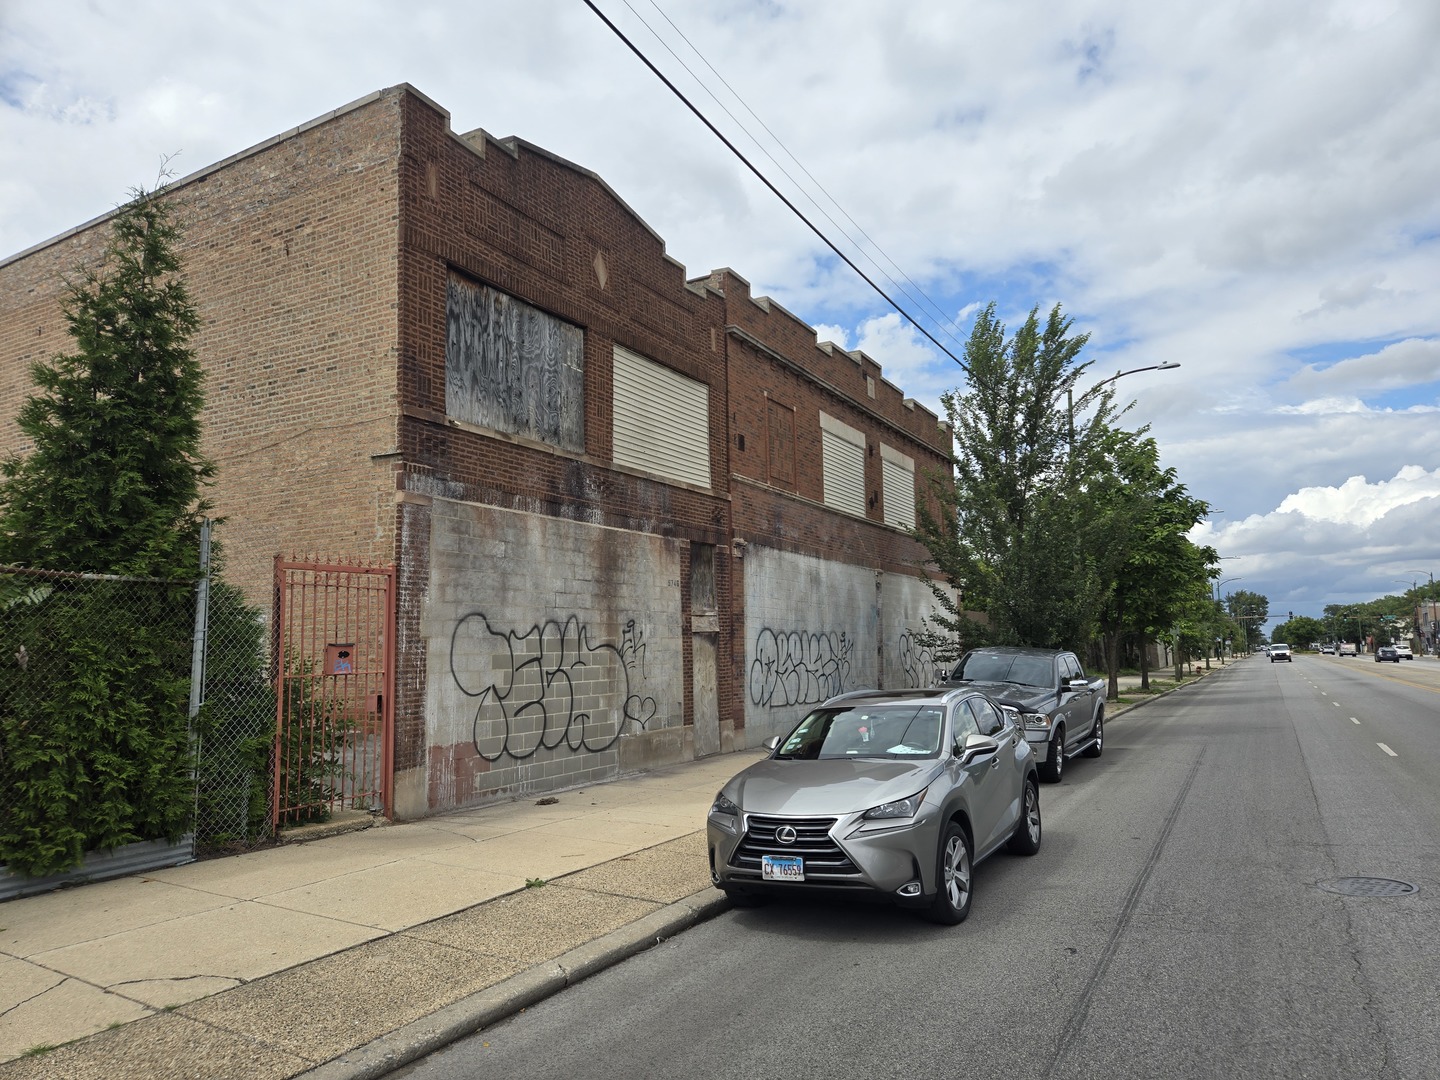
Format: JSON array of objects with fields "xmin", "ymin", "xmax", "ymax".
[
  {"xmin": 1275, "ymin": 467, "xmax": 1440, "ymax": 528},
  {"xmin": 2, "ymin": 0, "xmax": 1439, "ymax": 617}
]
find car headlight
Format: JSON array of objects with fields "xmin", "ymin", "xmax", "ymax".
[
  {"xmin": 709, "ymin": 793, "xmax": 740, "ymax": 832},
  {"xmin": 862, "ymin": 787, "xmax": 928, "ymax": 820},
  {"xmin": 1022, "ymin": 712, "xmax": 1051, "ymax": 730}
]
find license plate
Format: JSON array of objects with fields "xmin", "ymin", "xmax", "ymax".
[{"xmin": 761, "ymin": 855, "xmax": 804, "ymax": 882}]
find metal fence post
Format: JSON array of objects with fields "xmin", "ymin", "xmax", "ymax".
[{"xmin": 188, "ymin": 520, "xmax": 212, "ymax": 849}]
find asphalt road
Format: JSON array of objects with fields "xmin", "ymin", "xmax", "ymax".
[{"xmin": 396, "ymin": 656, "xmax": 1440, "ymax": 1080}]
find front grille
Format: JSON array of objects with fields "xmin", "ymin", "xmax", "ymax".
[{"xmin": 730, "ymin": 815, "xmax": 860, "ymax": 876}]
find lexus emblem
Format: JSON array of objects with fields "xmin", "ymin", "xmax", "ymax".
[{"xmin": 775, "ymin": 825, "xmax": 798, "ymax": 845}]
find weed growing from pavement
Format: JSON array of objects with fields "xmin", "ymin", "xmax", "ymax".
[{"xmin": 525, "ymin": 877, "xmax": 546, "ymax": 888}]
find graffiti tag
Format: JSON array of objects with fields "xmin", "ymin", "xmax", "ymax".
[
  {"xmin": 450, "ymin": 613, "xmax": 657, "ymax": 761},
  {"xmin": 748, "ymin": 628, "xmax": 853, "ymax": 707},
  {"xmin": 897, "ymin": 631, "xmax": 936, "ymax": 688}
]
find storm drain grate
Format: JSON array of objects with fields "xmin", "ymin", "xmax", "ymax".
[{"xmin": 1317, "ymin": 877, "xmax": 1418, "ymax": 898}]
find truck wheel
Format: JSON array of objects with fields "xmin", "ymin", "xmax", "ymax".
[
  {"xmin": 1039, "ymin": 727, "xmax": 1064, "ymax": 783},
  {"xmin": 1083, "ymin": 711, "xmax": 1103, "ymax": 758}
]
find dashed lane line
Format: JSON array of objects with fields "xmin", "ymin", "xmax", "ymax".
[
  {"xmin": 1351, "ymin": 718, "xmax": 1360, "ymax": 724},
  {"xmin": 1377, "ymin": 743, "xmax": 1398, "ymax": 757}
]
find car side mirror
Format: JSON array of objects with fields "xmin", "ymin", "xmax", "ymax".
[
  {"xmin": 958, "ymin": 733, "xmax": 1000, "ymax": 765},
  {"xmin": 763, "ymin": 735, "xmax": 782, "ymax": 752}
]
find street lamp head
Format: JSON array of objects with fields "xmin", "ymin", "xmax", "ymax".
[{"xmin": 1155, "ymin": 361, "xmax": 1181, "ymax": 370}]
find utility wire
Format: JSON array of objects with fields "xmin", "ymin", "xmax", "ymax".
[
  {"xmin": 627, "ymin": 0, "xmax": 969, "ymax": 352},
  {"xmin": 582, "ymin": 0, "xmax": 968, "ymax": 370},
  {"xmin": 627, "ymin": 0, "xmax": 973, "ymax": 351}
]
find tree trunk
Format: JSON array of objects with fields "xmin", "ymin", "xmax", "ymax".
[{"xmin": 1140, "ymin": 638, "xmax": 1151, "ymax": 690}]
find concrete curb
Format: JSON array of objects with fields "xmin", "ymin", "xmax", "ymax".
[
  {"xmin": 295, "ymin": 889, "xmax": 732, "ymax": 1080},
  {"xmin": 1107, "ymin": 660, "xmax": 1234, "ymax": 720}
]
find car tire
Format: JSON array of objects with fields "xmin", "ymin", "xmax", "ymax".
[
  {"xmin": 1083, "ymin": 710, "xmax": 1103, "ymax": 758},
  {"xmin": 925, "ymin": 821, "xmax": 974, "ymax": 925},
  {"xmin": 1008, "ymin": 777, "xmax": 1042, "ymax": 856},
  {"xmin": 1039, "ymin": 727, "xmax": 1064, "ymax": 783}
]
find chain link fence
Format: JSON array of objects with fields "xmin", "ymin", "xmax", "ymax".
[
  {"xmin": 0, "ymin": 547, "xmax": 282, "ymax": 883},
  {"xmin": 0, "ymin": 565, "xmax": 199, "ymax": 877},
  {"xmin": 192, "ymin": 577, "xmax": 274, "ymax": 852}
]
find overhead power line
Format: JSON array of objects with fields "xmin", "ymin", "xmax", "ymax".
[
  {"xmin": 625, "ymin": 0, "xmax": 969, "ymax": 353},
  {"xmin": 581, "ymin": 0, "xmax": 969, "ymax": 370}
]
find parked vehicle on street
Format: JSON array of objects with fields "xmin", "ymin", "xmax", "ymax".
[
  {"xmin": 1339, "ymin": 642, "xmax": 1358, "ymax": 656},
  {"xmin": 1375, "ymin": 645, "xmax": 1399, "ymax": 663},
  {"xmin": 936, "ymin": 646, "xmax": 1104, "ymax": 783},
  {"xmin": 707, "ymin": 687, "xmax": 1041, "ymax": 924},
  {"xmin": 1270, "ymin": 643, "xmax": 1292, "ymax": 662},
  {"xmin": 1394, "ymin": 643, "xmax": 1414, "ymax": 660}
]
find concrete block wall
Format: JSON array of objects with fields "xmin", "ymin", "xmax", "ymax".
[
  {"xmin": 414, "ymin": 495, "xmax": 683, "ymax": 814},
  {"xmin": 741, "ymin": 545, "xmax": 879, "ymax": 746}
]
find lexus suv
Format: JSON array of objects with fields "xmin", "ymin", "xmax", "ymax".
[{"xmin": 707, "ymin": 687, "xmax": 1041, "ymax": 925}]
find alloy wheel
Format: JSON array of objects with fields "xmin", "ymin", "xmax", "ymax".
[{"xmin": 943, "ymin": 834, "xmax": 972, "ymax": 912}]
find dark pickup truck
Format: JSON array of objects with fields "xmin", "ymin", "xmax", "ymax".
[{"xmin": 937, "ymin": 646, "xmax": 1105, "ymax": 783}]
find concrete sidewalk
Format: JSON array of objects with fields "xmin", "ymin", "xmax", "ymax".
[{"xmin": 0, "ymin": 666, "xmax": 1224, "ymax": 1080}]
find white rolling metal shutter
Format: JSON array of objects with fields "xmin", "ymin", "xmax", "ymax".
[
  {"xmin": 881, "ymin": 443, "xmax": 916, "ymax": 530},
  {"xmin": 612, "ymin": 345, "xmax": 712, "ymax": 489},
  {"xmin": 820, "ymin": 412, "xmax": 866, "ymax": 516}
]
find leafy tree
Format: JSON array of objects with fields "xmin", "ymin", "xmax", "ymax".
[
  {"xmin": 1272, "ymin": 615, "xmax": 1325, "ymax": 648},
  {"xmin": 1226, "ymin": 590, "xmax": 1269, "ymax": 651},
  {"xmin": 0, "ymin": 189, "xmax": 216, "ymax": 875},
  {"xmin": 0, "ymin": 188, "xmax": 214, "ymax": 575},
  {"xmin": 1089, "ymin": 429, "xmax": 1213, "ymax": 697},
  {"xmin": 916, "ymin": 302, "xmax": 1119, "ymax": 649}
]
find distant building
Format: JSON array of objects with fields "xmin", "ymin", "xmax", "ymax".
[{"xmin": 0, "ymin": 85, "xmax": 954, "ymax": 817}]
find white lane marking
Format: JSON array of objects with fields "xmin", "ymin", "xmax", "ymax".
[
  {"xmin": 1377, "ymin": 743, "xmax": 1397, "ymax": 757},
  {"xmin": 1333, "ymin": 702, "xmax": 1341, "ymax": 707},
  {"xmin": 1351, "ymin": 718, "xmax": 1360, "ymax": 725}
]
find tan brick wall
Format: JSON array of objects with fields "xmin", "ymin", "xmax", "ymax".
[{"xmin": 0, "ymin": 91, "xmax": 406, "ymax": 607}]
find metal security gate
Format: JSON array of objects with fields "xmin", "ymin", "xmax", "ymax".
[{"xmin": 272, "ymin": 557, "xmax": 395, "ymax": 827}]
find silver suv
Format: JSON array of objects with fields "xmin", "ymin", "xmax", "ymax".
[{"xmin": 707, "ymin": 687, "xmax": 1041, "ymax": 924}]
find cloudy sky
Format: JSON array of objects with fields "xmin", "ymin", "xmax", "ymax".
[{"xmin": 3, "ymin": 0, "xmax": 1438, "ymax": 628}]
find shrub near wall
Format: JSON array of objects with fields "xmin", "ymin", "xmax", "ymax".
[{"xmin": 0, "ymin": 569, "xmax": 195, "ymax": 877}]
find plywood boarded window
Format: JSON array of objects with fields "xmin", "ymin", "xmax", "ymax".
[
  {"xmin": 612, "ymin": 345, "xmax": 711, "ymax": 489},
  {"xmin": 820, "ymin": 411, "xmax": 866, "ymax": 517},
  {"xmin": 767, "ymin": 399, "xmax": 795, "ymax": 488},
  {"xmin": 880, "ymin": 443, "xmax": 916, "ymax": 530},
  {"xmin": 445, "ymin": 273, "xmax": 584, "ymax": 452}
]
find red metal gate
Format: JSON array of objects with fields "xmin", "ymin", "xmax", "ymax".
[{"xmin": 272, "ymin": 557, "xmax": 395, "ymax": 828}]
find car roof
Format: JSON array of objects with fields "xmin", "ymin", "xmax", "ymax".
[{"xmin": 821, "ymin": 687, "xmax": 978, "ymax": 709}]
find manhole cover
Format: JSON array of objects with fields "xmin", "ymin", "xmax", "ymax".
[{"xmin": 1317, "ymin": 877, "xmax": 1418, "ymax": 897}]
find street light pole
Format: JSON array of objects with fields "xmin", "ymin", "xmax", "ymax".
[
  {"xmin": 1212, "ymin": 576, "xmax": 1240, "ymax": 665},
  {"xmin": 1408, "ymin": 569, "xmax": 1437, "ymax": 654},
  {"xmin": 1067, "ymin": 361, "xmax": 1181, "ymax": 454}
]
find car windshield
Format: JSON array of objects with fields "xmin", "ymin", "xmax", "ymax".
[
  {"xmin": 776, "ymin": 704, "xmax": 945, "ymax": 760},
  {"xmin": 952, "ymin": 652, "xmax": 1053, "ymax": 688}
]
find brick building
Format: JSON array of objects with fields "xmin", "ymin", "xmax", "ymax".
[{"xmin": 0, "ymin": 85, "xmax": 954, "ymax": 819}]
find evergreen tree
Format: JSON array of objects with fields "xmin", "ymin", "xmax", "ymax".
[
  {"xmin": 0, "ymin": 189, "xmax": 214, "ymax": 875},
  {"xmin": 0, "ymin": 188, "xmax": 214, "ymax": 574}
]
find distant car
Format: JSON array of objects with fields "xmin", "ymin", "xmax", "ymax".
[
  {"xmin": 1269, "ymin": 643, "xmax": 1292, "ymax": 662},
  {"xmin": 707, "ymin": 686, "xmax": 1042, "ymax": 924},
  {"xmin": 1339, "ymin": 642, "xmax": 1358, "ymax": 656},
  {"xmin": 1394, "ymin": 644, "xmax": 1414, "ymax": 660},
  {"xmin": 1375, "ymin": 645, "xmax": 1399, "ymax": 663},
  {"xmin": 1321, "ymin": 645, "xmax": 1335, "ymax": 655}
]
